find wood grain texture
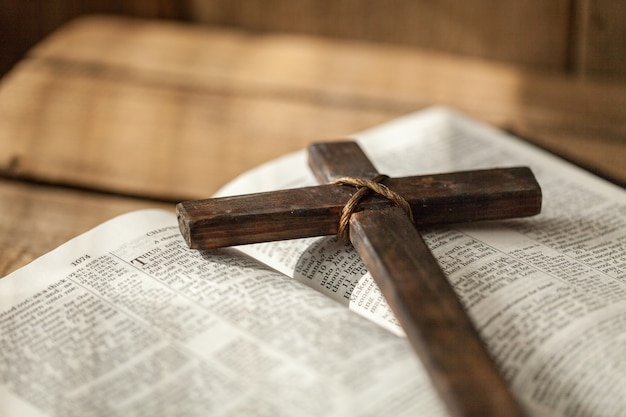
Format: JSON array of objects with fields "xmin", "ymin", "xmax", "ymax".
[
  {"xmin": 177, "ymin": 167, "xmax": 541, "ymax": 249},
  {"xmin": 0, "ymin": 179, "xmax": 172, "ymax": 277},
  {"xmin": 0, "ymin": 0, "xmax": 183, "ymax": 76},
  {"xmin": 0, "ymin": 0, "xmax": 570, "ymax": 76},
  {"xmin": 2, "ymin": 1, "xmax": 625, "ymax": 80},
  {"xmin": 572, "ymin": 0, "xmax": 626, "ymax": 79},
  {"xmin": 0, "ymin": 15, "xmax": 624, "ymax": 201},
  {"xmin": 350, "ymin": 207, "xmax": 525, "ymax": 417},
  {"xmin": 188, "ymin": 0, "xmax": 570, "ymax": 71},
  {"xmin": 305, "ymin": 140, "xmax": 525, "ymax": 416},
  {"xmin": 307, "ymin": 141, "xmax": 379, "ymax": 182}
]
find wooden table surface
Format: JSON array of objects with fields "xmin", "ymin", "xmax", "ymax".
[{"xmin": 1, "ymin": 15, "xmax": 625, "ymax": 276}]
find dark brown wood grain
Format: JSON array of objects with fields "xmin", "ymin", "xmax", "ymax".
[
  {"xmin": 5, "ymin": 0, "xmax": 626, "ymax": 80},
  {"xmin": 572, "ymin": 0, "xmax": 626, "ymax": 78},
  {"xmin": 308, "ymin": 141, "xmax": 379, "ymax": 182},
  {"xmin": 305, "ymin": 141, "xmax": 527, "ymax": 417},
  {"xmin": 177, "ymin": 159, "xmax": 541, "ymax": 249},
  {"xmin": 350, "ymin": 207, "xmax": 526, "ymax": 417}
]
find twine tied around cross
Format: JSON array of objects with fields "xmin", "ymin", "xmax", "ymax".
[{"xmin": 331, "ymin": 174, "xmax": 415, "ymax": 241}]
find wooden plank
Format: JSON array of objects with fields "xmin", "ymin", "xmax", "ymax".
[
  {"xmin": 189, "ymin": 0, "xmax": 571, "ymax": 71},
  {"xmin": 0, "ymin": 179, "xmax": 172, "ymax": 276},
  {"xmin": 350, "ymin": 207, "xmax": 525, "ymax": 417},
  {"xmin": 0, "ymin": 59, "xmax": 392, "ymax": 201},
  {"xmin": 0, "ymin": 1, "xmax": 183, "ymax": 76},
  {"xmin": 0, "ymin": 0, "xmax": 570, "ymax": 77},
  {"xmin": 4, "ymin": 1, "xmax": 626, "ymax": 82},
  {"xmin": 24, "ymin": 17, "xmax": 626, "ymax": 166},
  {"xmin": 177, "ymin": 166, "xmax": 541, "ymax": 249},
  {"xmin": 572, "ymin": 0, "xmax": 626, "ymax": 79},
  {"xmin": 307, "ymin": 141, "xmax": 379, "ymax": 182},
  {"xmin": 0, "ymin": 16, "xmax": 624, "ymax": 204},
  {"xmin": 304, "ymin": 140, "xmax": 525, "ymax": 417}
]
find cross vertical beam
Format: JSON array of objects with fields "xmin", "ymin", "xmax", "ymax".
[
  {"xmin": 307, "ymin": 142, "xmax": 526, "ymax": 417},
  {"xmin": 177, "ymin": 140, "xmax": 541, "ymax": 416}
]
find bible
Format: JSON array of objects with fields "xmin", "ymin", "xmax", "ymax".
[{"xmin": 1, "ymin": 107, "xmax": 625, "ymax": 417}]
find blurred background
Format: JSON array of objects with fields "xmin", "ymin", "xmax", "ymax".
[
  {"xmin": 1, "ymin": 0, "xmax": 625, "ymax": 81},
  {"xmin": 0, "ymin": 0, "xmax": 624, "ymax": 276}
]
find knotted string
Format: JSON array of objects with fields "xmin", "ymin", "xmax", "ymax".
[{"xmin": 331, "ymin": 174, "xmax": 415, "ymax": 242}]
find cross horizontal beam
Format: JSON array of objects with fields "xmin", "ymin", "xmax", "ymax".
[
  {"xmin": 177, "ymin": 167, "xmax": 541, "ymax": 249},
  {"xmin": 306, "ymin": 141, "xmax": 528, "ymax": 417}
]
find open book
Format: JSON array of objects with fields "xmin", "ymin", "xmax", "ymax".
[{"xmin": 1, "ymin": 108, "xmax": 625, "ymax": 417}]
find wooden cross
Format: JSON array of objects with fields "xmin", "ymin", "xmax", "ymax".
[{"xmin": 177, "ymin": 141, "xmax": 541, "ymax": 417}]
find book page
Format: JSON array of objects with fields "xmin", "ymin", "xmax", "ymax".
[
  {"xmin": 217, "ymin": 107, "xmax": 626, "ymax": 416},
  {"xmin": 0, "ymin": 210, "xmax": 446, "ymax": 416}
]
